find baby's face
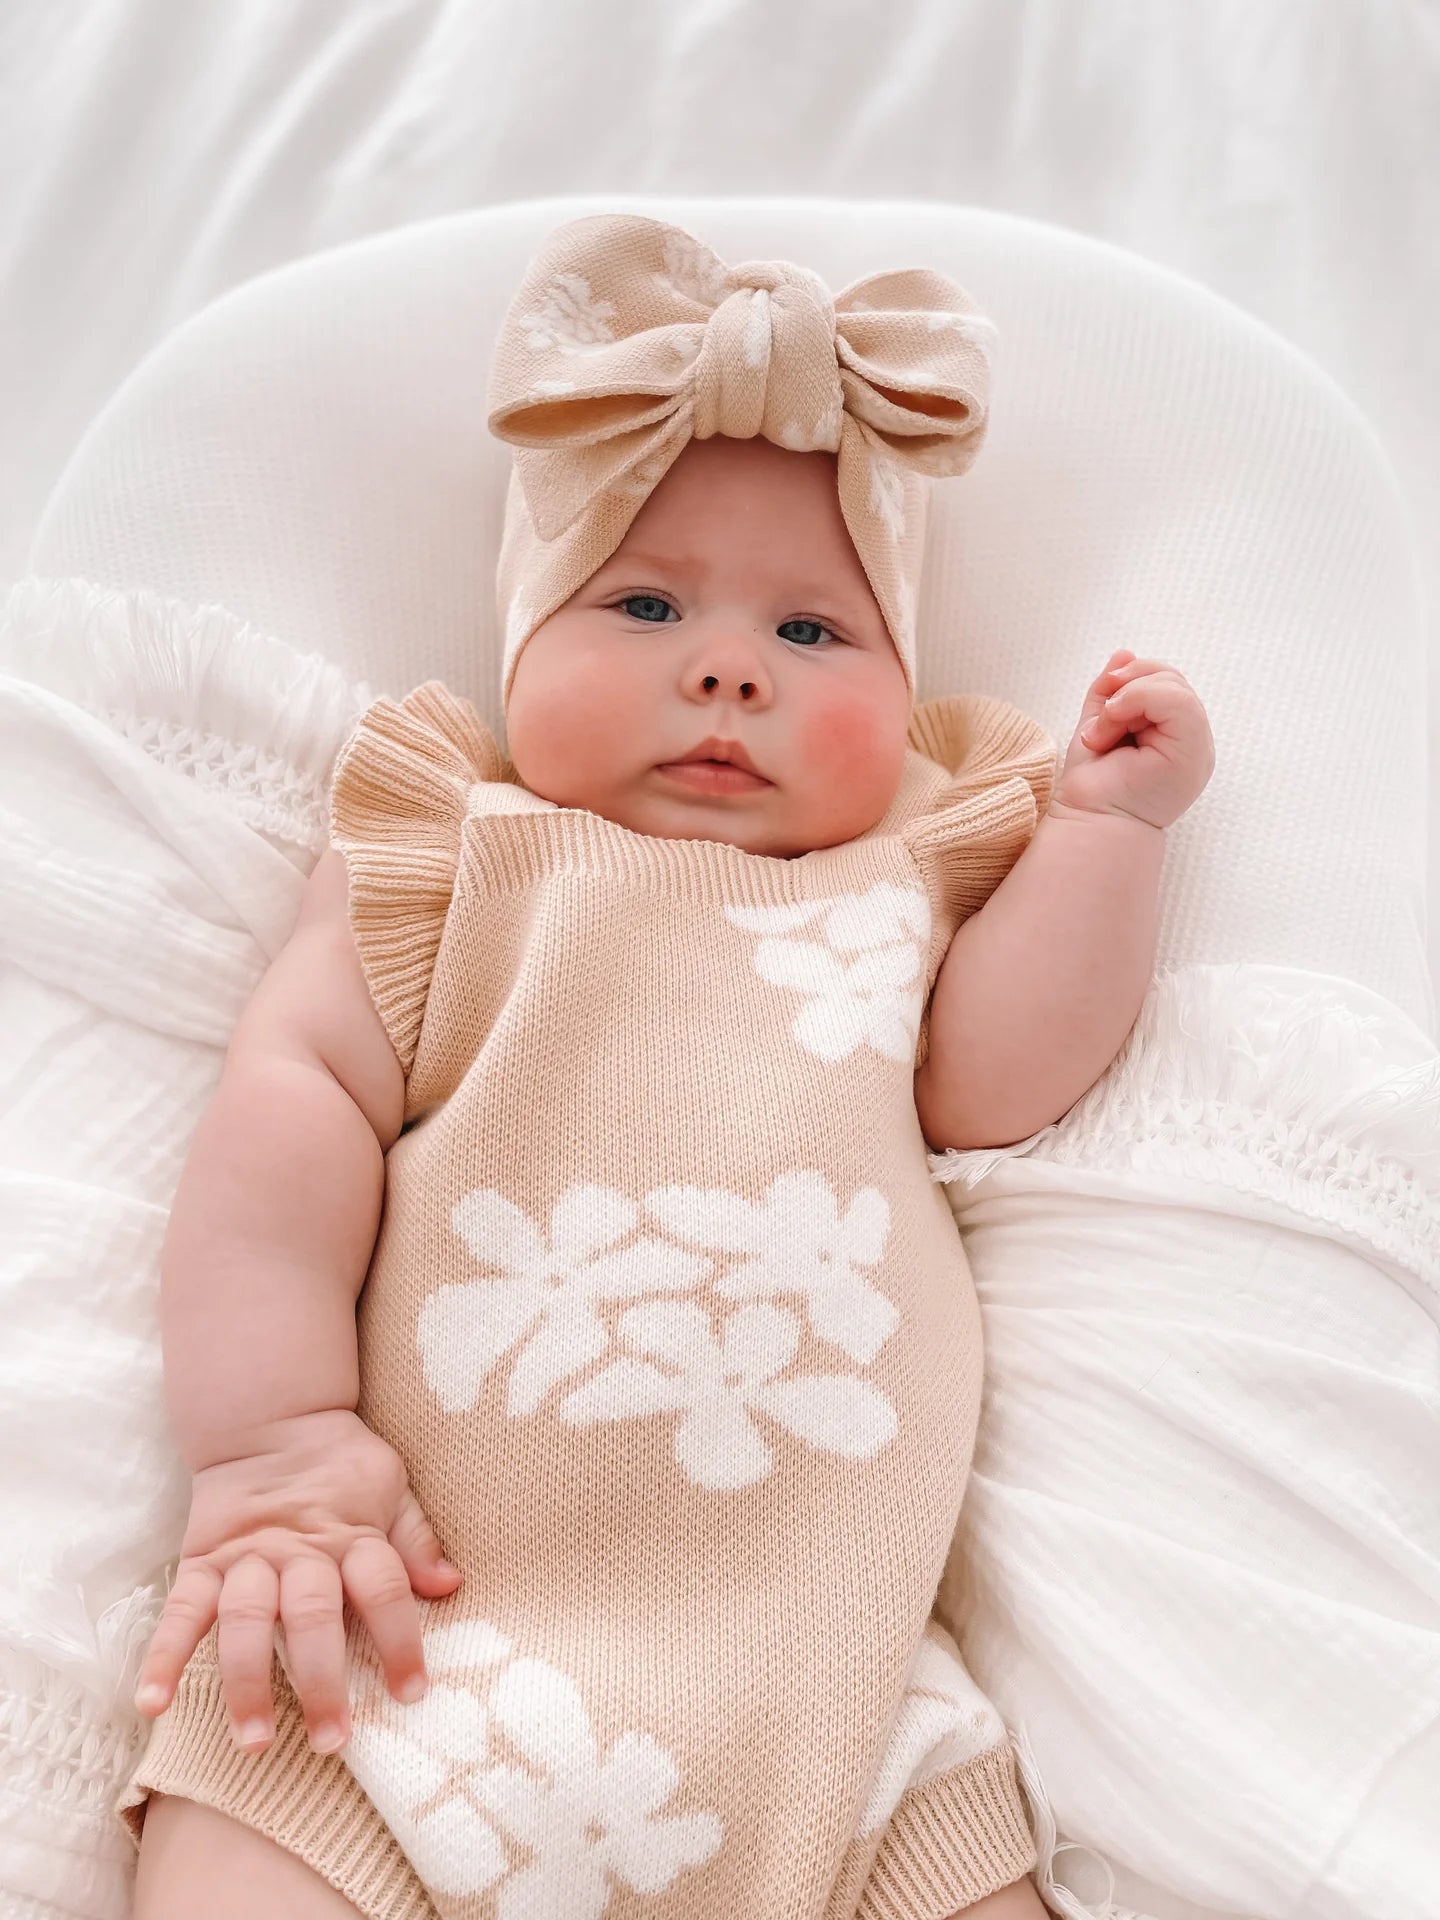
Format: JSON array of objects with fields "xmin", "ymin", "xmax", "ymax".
[{"xmin": 505, "ymin": 436, "xmax": 911, "ymax": 858}]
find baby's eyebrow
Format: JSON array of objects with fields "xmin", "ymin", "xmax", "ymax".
[
  {"xmin": 602, "ymin": 551, "xmax": 853, "ymax": 607},
  {"xmin": 601, "ymin": 550, "xmax": 710, "ymax": 579}
]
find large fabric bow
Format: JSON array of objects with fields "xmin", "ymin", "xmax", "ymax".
[{"xmin": 485, "ymin": 212, "xmax": 998, "ymax": 703}]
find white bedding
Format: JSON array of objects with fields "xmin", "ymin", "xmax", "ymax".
[
  {"xmin": 0, "ymin": 581, "xmax": 369, "ymax": 1920},
  {"xmin": 1, "ymin": 577, "xmax": 1437, "ymax": 1920},
  {"xmin": 4, "ymin": 0, "xmax": 1438, "ymax": 1012}
]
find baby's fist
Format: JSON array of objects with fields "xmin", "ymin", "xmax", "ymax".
[{"xmin": 1050, "ymin": 649, "xmax": 1215, "ymax": 831}]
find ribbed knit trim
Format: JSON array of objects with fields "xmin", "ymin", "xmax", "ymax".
[
  {"xmin": 116, "ymin": 1664, "xmax": 431, "ymax": 1920},
  {"xmin": 329, "ymin": 683, "xmax": 498, "ymax": 1074},
  {"xmin": 458, "ymin": 804, "xmax": 907, "ymax": 901},
  {"xmin": 906, "ymin": 692, "xmax": 1058, "ymax": 795},
  {"xmin": 856, "ymin": 1744, "xmax": 1039, "ymax": 1919}
]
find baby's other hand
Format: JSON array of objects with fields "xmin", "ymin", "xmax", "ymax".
[
  {"xmin": 131, "ymin": 1408, "xmax": 463, "ymax": 1758},
  {"xmin": 1050, "ymin": 649, "xmax": 1215, "ymax": 832}
]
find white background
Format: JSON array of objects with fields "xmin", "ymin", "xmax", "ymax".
[{"xmin": 2, "ymin": 0, "xmax": 1435, "ymax": 1006}]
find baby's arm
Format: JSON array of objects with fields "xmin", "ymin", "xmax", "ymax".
[
  {"xmin": 162, "ymin": 849, "xmax": 404, "ymax": 1470},
  {"xmin": 915, "ymin": 802, "xmax": 1165, "ymax": 1153},
  {"xmin": 133, "ymin": 850, "xmax": 464, "ymax": 1755}
]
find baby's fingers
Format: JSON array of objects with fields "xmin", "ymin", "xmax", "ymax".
[
  {"xmin": 388, "ymin": 1482, "xmax": 463, "ymax": 1602},
  {"xmin": 277, "ymin": 1554, "xmax": 352, "ymax": 1754},
  {"xmin": 342, "ymin": 1533, "xmax": 439, "ymax": 1713},
  {"xmin": 218, "ymin": 1555, "xmax": 284, "ymax": 1750},
  {"xmin": 133, "ymin": 1559, "xmax": 222, "ymax": 1716}
]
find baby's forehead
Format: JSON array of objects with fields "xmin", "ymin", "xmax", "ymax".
[
  {"xmin": 589, "ymin": 437, "xmax": 882, "ymax": 609},
  {"xmin": 594, "ymin": 540, "xmax": 861, "ymax": 602}
]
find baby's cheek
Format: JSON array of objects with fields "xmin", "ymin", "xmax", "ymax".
[{"xmin": 798, "ymin": 693, "xmax": 894, "ymax": 788}]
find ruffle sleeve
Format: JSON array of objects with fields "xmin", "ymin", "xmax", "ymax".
[
  {"xmin": 329, "ymin": 681, "xmax": 506, "ymax": 1076},
  {"xmin": 901, "ymin": 694, "xmax": 1058, "ymax": 1068}
]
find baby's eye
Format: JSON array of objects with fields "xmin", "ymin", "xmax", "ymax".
[
  {"xmin": 777, "ymin": 618, "xmax": 838, "ymax": 648},
  {"xmin": 619, "ymin": 594, "xmax": 677, "ymax": 623}
]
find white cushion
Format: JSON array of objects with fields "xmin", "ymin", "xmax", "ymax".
[{"xmin": 6, "ymin": 196, "xmax": 1438, "ymax": 1920}]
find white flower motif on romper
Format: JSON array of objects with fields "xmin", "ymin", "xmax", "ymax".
[
  {"xmin": 559, "ymin": 1301, "xmax": 898, "ymax": 1490},
  {"xmin": 868, "ymin": 453, "xmax": 907, "ymax": 540},
  {"xmin": 340, "ymin": 1616, "xmax": 515, "ymax": 1898},
  {"xmin": 518, "ymin": 272, "xmax": 617, "ymax": 353},
  {"xmin": 645, "ymin": 1171, "xmax": 898, "ymax": 1364},
  {"xmin": 475, "ymin": 1656, "xmax": 723, "ymax": 1918},
  {"xmin": 421, "ymin": 1186, "xmax": 709, "ymax": 1417},
  {"xmin": 859, "ymin": 1626, "xmax": 1008, "ymax": 1834},
  {"xmin": 724, "ymin": 885, "xmax": 932, "ymax": 1063}
]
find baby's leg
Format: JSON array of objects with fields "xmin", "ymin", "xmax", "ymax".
[{"xmin": 132, "ymin": 1792, "xmax": 367, "ymax": 1918}]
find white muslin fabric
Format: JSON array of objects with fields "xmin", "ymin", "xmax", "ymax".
[{"xmin": 932, "ymin": 969, "xmax": 1440, "ymax": 1919}]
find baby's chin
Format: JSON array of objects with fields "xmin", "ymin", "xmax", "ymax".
[{"xmin": 570, "ymin": 784, "xmax": 884, "ymax": 859}]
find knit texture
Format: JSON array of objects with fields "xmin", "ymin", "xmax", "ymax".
[
  {"xmin": 120, "ymin": 680, "xmax": 1057, "ymax": 1919},
  {"xmin": 487, "ymin": 212, "xmax": 997, "ymax": 706}
]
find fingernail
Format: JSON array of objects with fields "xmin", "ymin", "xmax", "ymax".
[
  {"xmin": 436, "ymin": 1560, "xmax": 459, "ymax": 1578},
  {"xmin": 135, "ymin": 1684, "xmax": 166, "ymax": 1712},
  {"xmin": 398, "ymin": 1674, "xmax": 427, "ymax": 1704},
  {"xmin": 237, "ymin": 1719, "xmax": 271, "ymax": 1749},
  {"xmin": 311, "ymin": 1722, "xmax": 346, "ymax": 1754}
]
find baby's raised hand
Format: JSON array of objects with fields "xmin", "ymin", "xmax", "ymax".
[
  {"xmin": 1050, "ymin": 648, "xmax": 1215, "ymax": 831},
  {"xmin": 132, "ymin": 1408, "xmax": 462, "ymax": 1757}
]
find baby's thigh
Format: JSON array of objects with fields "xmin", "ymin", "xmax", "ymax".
[{"xmin": 132, "ymin": 1792, "xmax": 366, "ymax": 1919}]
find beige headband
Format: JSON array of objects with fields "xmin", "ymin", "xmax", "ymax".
[{"xmin": 486, "ymin": 212, "xmax": 996, "ymax": 707}]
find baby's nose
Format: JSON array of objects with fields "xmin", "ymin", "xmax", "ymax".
[{"xmin": 700, "ymin": 672, "xmax": 758, "ymax": 700}]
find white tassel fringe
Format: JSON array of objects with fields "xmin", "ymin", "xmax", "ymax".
[{"xmin": 0, "ymin": 574, "xmax": 372, "ymax": 854}]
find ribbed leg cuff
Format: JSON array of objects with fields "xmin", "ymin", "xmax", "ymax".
[
  {"xmin": 857, "ymin": 1743, "xmax": 1040, "ymax": 1919},
  {"xmin": 114, "ymin": 1654, "xmax": 433, "ymax": 1919}
]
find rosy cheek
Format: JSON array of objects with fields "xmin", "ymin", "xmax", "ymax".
[
  {"xmin": 510, "ymin": 645, "xmax": 651, "ymax": 803},
  {"xmin": 797, "ymin": 692, "xmax": 892, "ymax": 786}
]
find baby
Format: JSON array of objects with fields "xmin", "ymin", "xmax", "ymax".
[{"xmin": 122, "ymin": 215, "xmax": 1214, "ymax": 1920}]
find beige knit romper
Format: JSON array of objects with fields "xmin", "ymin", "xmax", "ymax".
[{"xmin": 118, "ymin": 679, "xmax": 1057, "ymax": 1920}]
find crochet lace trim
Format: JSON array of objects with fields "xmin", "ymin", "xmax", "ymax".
[
  {"xmin": 0, "ymin": 574, "xmax": 372, "ymax": 852},
  {"xmin": 0, "ymin": 1606, "xmax": 156, "ymax": 1820}
]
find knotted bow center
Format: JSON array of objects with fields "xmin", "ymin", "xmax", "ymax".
[{"xmin": 691, "ymin": 260, "xmax": 842, "ymax": 447}]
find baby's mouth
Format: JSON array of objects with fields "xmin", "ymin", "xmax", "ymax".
[
  {"xmin": 655, "ymin": 733, "xmax": 772, "ymax": 793},
  {"xmin": 654, "ymin": 758, "xmax": 772, "ymax": 794}
]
